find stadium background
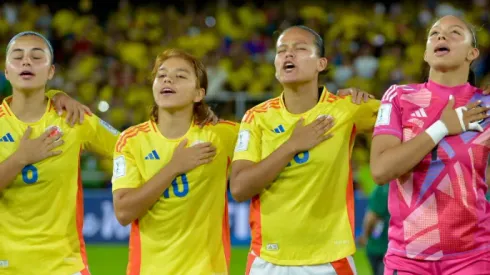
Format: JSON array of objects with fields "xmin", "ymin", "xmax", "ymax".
[{"xmin": 1, "ymin": 0, "xmax": 490, "ymax": 274}]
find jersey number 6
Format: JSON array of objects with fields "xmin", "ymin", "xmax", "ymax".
[
  {"xmin": 163, "ymin": 174, "xmax": 189, "ymax": 198},
  {"xmin": 22, "ymin": 165, "xmax": 39, "ymax": 184}
]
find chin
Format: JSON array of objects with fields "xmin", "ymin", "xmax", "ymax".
[
  {"xmin": 12, "ymin": 83, "xmax": 44, "ymax": 92},
  {"xmin": 279, "ymin": 76, "xmax": 309, "ymax": 85},
  {"xmin": 429, "ymin": 61, "xmax": 458, "ymax": 72}
]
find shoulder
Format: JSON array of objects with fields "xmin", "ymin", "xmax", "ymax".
[
  {"xmin": 381, "ymin": 83, "xmax": 423, "ymax": 103},
  {"xmin": 208, "ymin": 120, "xmax": 239, "ymax": 131},
  {"xmin": 115, "ymin": 121, "xmax": 153, "ymax": 152},
  {"xmin": 0, "ymin": 101, "xmax": 9, "ymax": 121},
  {"xmin": 203, "ymin": 120, "xmax": 239, "ymax": 139},
  {"xmin": 242, "ymin": 97, "xmax": 282, "ymax": 124}
]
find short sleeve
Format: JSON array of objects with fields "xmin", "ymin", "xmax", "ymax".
[
  {"xmin": 232, "ymin": 110, "xmax": 262, "ymax": 163},
  {"xmin": 45, "ymin": 89, "xmax": 66, "ymax": 99},
  {"xmin": 373, "ymin": 85, "xmax": 403, "ymax": 140},
  {"xmin": 112, "ymin": 138, "xmax": 143, "ymax": 191},
  {"xmin": 352, "ymin": 99, "xmax": 381, "ymax": 133},
  {"xmin": 81, "ymin": 114, "xmax": 120, "ymax": 158},
  {"xmin": 215, "ymin": 122, "xmax": 240, "ymax": 158}
]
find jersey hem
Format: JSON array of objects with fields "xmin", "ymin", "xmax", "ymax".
[
  {"xmin": 257, "ymin": 248, "xmax": 356, "ymax": 266},
  {"xmin": 386, "ymin": 245, "xmax": 490, "ymax": 261}
]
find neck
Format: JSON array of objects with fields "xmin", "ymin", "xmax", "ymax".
[
  {"xmin": 9, "ymin": 89, "xmax": 47, "ymax": 123},
  {"xmin": 282, "ymin": 81, "xmax": 319, "ymax": 114},
  {"xmin": 157, "ymin": 106, "xmax": 194, "ymax": 139},
  {"xmin": 428, "ymin": 66, "xmax": 470, "ymax": 87}
]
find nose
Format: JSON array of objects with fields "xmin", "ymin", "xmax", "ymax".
[
  {"xmin": 163, "ymin": 76, "xmax": 172, "ymax": 83},
  {"xmin": 285, "ymin": 49, "xmax": 294, "ymax": 59},
  {"xmin": 437, "ymin": 32, "xmax": 447, "ymax": 41},
  {"xmin": 21, "ymin": 56, "xmax": 31, "ymax": 67}
]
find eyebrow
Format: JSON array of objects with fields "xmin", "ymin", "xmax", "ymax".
[
  {"xmin": 277, "ymin": 41, "xmax": 309, "ymax": 48},
  {"xmin": 431, "ymin": 24, "xmax": 466, "ymax": 31},
  {"xmin": 158, "ymin": 67, "xmax": 191, "ymax": 73},
  {"xmin": 10, "ymin": 48, "xmax": 46, "ymax": 54}
]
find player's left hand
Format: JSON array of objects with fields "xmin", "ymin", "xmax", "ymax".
[
  {"xmin": 337, "ymin": 87, "xmax": 375, "ymax": 105},
  {"xmin": 482, "ymin": 84, "xmax": 490, "ymax": 95},
  {"xmin": 52, "ymin": 93, "xmax": 92, "ymax": 127},
  {"xmin": 198, "ymin": 106, "xmax": 220, "ymax": 128},
  {"xmin": 357, "ymin": 235, "xmax": 368, "ymax": 247}
]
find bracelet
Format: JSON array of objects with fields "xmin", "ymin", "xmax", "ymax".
[{"xmin": 425, "ymin": 120, "xmax": 449, "ymax": 144}]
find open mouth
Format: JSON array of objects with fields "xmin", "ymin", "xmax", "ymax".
[
  {"xmin": 160, "ymin": 87, "xmax": 176, "ymax": 94},
  {"xmin": 283, "ymin": 61, "xmax": 296, "ymax": 72},
  {"xmin": 434, "ymin": 45, "xmax": 450, "ymax": 55},
  {"xmin": 20, "ymin": 71, "xmax": 35, "ymax": 77}
]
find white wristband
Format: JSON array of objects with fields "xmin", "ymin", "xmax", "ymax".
[{"xmin": 425, "ymin": 120, "xmax": 449, "ymax": 144}]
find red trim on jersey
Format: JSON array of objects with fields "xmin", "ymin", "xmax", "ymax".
[
  {"xmin": 331, "ymin": 257, "xmax": 355, "ymax": 275},
  {"xmin": 326, "ymin": 93, "xmax": 338, "ymax": 103},
  {"xmin": 80, "ymin": 267, "xmax": 91, "ymax": 275},
  {"xmin": 76, "ymin": 147, "xmax": 89, "ymax": 270},
  {"xmin": 346, "ymin": 126, "xmax": 357, "ymax": 238},
  {"xmin": 150, "ymin": 120, "xmax": 157, "ymax": 132},
  {"xmin": 48, "ymin": 100, "xmax": 54, "ymax": 112},
  {"xmin": 245, "ymin": 253, "xmax": 257, "ymax": 275},
  {"xmin": 320, "ymin": 90, "xmax": 329, "ymax": 102},
  {"xmin": 244, "ymin": 99, "xmax": 281, "ymax": 123},
  {"xmin": 127, "ymin": 220, "xmax": 142, "ymax": 275},
  {"xmin": 115, "ymin": 124, "xmax": 150, "ymax": 152},
  {"xmin": 2, "ymin": 100, "xmax": 12, "ymax": 116},
  {"xmin": 222, "ymin": 157, "xmax": 232, "ymax": 270},
  {"xmin": 218, "ymin": 120, "xmax": 237, "ymax": 126},
  {"xmin": 250, "ymin": 195, "xmax": 262, "ymax": 256},
  {"xmin": 222, "ymin": 193, "xmax": 231, "ymax": 271}
]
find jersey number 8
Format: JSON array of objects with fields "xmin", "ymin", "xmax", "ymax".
[
  {"xmin": 163, "ymin": 174, "xmax": 189, "ymax": 198},
  {"xmin": 22, "ymin": 165, "xmax": 39, "ymax": 184}
]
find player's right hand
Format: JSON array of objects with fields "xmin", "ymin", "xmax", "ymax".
[
  {"xmin": 441, "ymin": 95, "xmax": 490, "ymax": 135},
  {"xmin": 285, "ymin": 116, "xmax": 335, "ymax": 153},
  {"xmin": 14, "ymin": 126, "xmax": 64, "ymax": 166},
  {"xmin": 169, "ymin": 139, "xmax": 216, "ymax": 174}
]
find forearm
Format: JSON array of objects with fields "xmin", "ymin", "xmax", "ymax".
[
  {"xmin": 115, "ymin": 164, "xmax": 179, "ymax": 225},
  {"xmin": 362, "ymin": 211, "xmax": 378, "ymax": 239},
  {"xmin": 231, "ymin": 143, "xmax": 296, "ymax": 202},
  {"xmin": 0, "ymin": 153, "xmax": 25, "ymax": 192},
  {"xmin": 371, "ymin": 133, "xmax": 436, "ymax": 184}
]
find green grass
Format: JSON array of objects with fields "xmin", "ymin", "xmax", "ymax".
[{"xmin": 86, "ymin": 245, "xmax": 372, "ymax": 275}]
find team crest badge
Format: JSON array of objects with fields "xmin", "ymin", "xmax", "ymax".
[{"xmin": 46, "ymin": 125, "xmax": 62, "ymax": 141}]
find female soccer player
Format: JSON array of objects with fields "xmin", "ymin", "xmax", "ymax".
[
  {"xmin": 371, "ymin": 15, "xmax": 490, "ymax": 274},
  {"xmin": 0, "ymin": 31, "xmax": 119, "ymax": 275},
  {"xmin": 230, "ymin": 25, "xmax": 379, "ymax": 274},
  {"xmin": 112, "ymin": 49, "xmax": 238, "ymax": 275}
]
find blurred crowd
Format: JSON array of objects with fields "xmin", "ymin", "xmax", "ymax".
[{"xmin": 1, "ymin": 0, "xmax": 490, "ymax": 190}]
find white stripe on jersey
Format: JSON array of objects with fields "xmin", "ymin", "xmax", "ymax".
[{"xmin": 382, "ymin": 85, "xmax": 398, "ymax": 102}]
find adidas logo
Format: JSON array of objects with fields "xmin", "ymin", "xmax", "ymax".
[
  {"xmin": 411, "ymin": 108, "xmax": 427, "ymax": 118},
  {"xmin": 273, "ymin": 125, "xmax": 285, "ymax": 133},
  {"xmin": 0, "ymin": 133, "xmax": 14, "ymax": 142},
  {"xmin": 144, "ymin": 150, "xmax": 160, "ymax": 160}
]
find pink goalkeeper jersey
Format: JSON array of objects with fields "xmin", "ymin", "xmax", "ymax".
[{"xmin": 373, "ymin": 80, "xmax": 490, "ymax": 261}]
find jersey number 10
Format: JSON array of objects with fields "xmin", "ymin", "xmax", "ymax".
[
  {"xmin": 163, "ymin": 174, "xmax": 189, "ymax": 198},
  {"xmin": 22, "ymin": 165, "xmax": 39, "ymax": 184},
  {"xmin": 286, "ymin": 151, "xmax": 310, "ymax": 167}
]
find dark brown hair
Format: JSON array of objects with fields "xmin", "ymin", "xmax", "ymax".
[
  {"xmin": 150, "ymin": 49, "xmax": 211, "ymax": 124},
  {"xmin": 425, "ymin": 16, "xmax": 479, "ymax": 85}
]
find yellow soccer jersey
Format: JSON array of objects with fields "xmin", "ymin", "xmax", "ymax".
[
  {"xmin": 233, "ymin": 87, "xmax": 380, "ymax": 265},
  {"xmin": 112, "ymin": 120, "xmax": 239, "ymax": 275},
  {"xmin": 0, "ymin": 97, "xmax": 119, "ymax": 275}
]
